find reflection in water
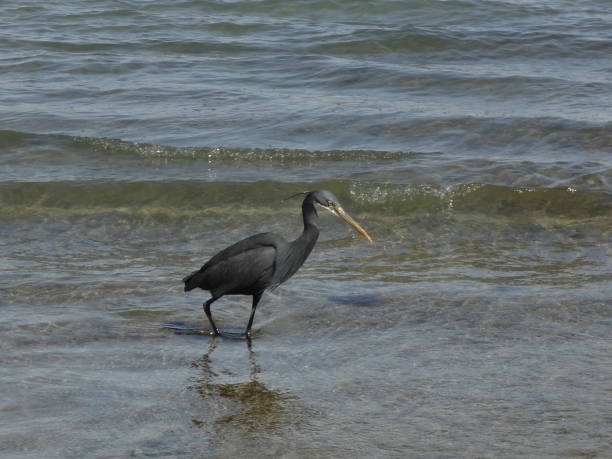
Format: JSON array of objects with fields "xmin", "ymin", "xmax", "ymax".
[{"xmin": 189, "ymin": 339, "xmax": 297, "ymax": 434}]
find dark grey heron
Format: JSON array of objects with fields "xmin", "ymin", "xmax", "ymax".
[{"xmin": 182, "ymin": 189, "xmax": 372, "ymax": 337}]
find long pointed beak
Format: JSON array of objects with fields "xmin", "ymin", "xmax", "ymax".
[{"xmin": 332, "ymin": 206, "xmax": 373, "ymax": 243}]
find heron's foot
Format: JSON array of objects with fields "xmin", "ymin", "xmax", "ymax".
[{"xmin": 243, "ymin": 329, "xmax": 254, "ymax": 339}]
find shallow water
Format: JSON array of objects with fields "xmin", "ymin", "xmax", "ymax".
[{"xmin": 2, "ymin": 0, "xmax": 612, "ymax": 457}]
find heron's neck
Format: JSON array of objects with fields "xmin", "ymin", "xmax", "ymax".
[
  {"xmin": 302, "ymin": 199, "xmax": 319, "ymax": 231},
  {"xmin": 275, "ymin": 199, "xmax": 320, "ymax": 285},
  {"xmin": 291, "ymin": 200, "xmax": 319, "ymax": 258}
]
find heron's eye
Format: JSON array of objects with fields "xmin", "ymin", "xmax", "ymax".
[{"xmin": 327, "ymin": 200, "xmax": 334, "ymax": 208}]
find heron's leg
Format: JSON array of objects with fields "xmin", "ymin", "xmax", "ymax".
[
  {"xmin": 203, "ymin": 297, "xmax": 220, "ymax": 336},
  {"xmin": 245, "ymin": 293, "xmax": 263, "ymax": 338}
]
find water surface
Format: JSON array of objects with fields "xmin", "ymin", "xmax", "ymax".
[{"xmin": 1, "ymin": 0, "xmax": 612, "ymax": 457}]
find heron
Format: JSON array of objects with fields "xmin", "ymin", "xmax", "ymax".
[{"xmin": 182, "ymin": 189, "xmax": 373, "ymax": 338}]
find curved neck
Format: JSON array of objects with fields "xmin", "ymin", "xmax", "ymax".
[
  {"xmin": 302, "ymin": 198, "xmax": 319, "ymax": 231},
  {"xmin": 277, "ymin": 198, "xmax": 319, "ymax": 284},
  {"xmin": 290, "ymin": 198, "xmax": 319, "ymax": 260}
]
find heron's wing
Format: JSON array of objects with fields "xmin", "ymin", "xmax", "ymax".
[
  {"xmin": 200, "ymin": 232, "xmax": 283, "ymax": 272},
  {"xmin": 192, "ymin": 233, "xmax": 286, "ymax": 296}
]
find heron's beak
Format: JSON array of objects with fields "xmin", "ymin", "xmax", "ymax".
[{"xmin": 331, "ymin": 205, "xmax": 373, "ymax": 243}]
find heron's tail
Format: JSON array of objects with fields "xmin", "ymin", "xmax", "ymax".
[{"xmin": 182, "ymin": 269, "xmax": 203, "ymax": 292}]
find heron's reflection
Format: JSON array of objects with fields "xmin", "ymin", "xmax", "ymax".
[{"xmin": 189, "ymin": 338, "xmax": 296, "ymax": 433}]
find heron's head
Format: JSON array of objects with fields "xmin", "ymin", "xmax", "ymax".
[{"xmin": 307, "ymin": 190, "xmax": 373, "ymax": 243}]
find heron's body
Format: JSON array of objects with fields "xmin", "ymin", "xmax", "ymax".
[
  {"xmin": 183, "ymin": 230, "xmax": 318, "ymax": 297},
  {"xmin": 182, "ymin": 190, "xmax": 371, "ymax": 337}
]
